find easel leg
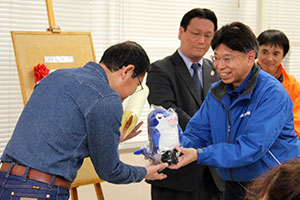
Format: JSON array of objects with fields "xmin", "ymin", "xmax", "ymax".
[
  {"xmin": 94, "ymin": 183, "xmax": 105, "ymax": 200},
  {"xmin": 71, "ymin": 187, "xmax": 79, "ymax": 200}
]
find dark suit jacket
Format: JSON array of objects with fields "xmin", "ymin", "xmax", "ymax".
[{"xmin": 146, "ymin": 51, "xmax": 225, "ymax": 193}]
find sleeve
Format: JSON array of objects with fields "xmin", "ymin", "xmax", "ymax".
[
  {"xmin": 85, "ymin": 95, "xmax": 147, "ymax": 184},
  {"xmin": 146, "ymin": 62, "xmax": 191, "ymax": 128},
  {"xmin": 289, "ymin": 77, "xmax": 300, "ymax": 137},
  {"xmin": 182, "ymin": 94, "xmax": 213, "ymax": 149},
  {"xmin": 196, "ymin": 86, "xmax": 294, "ymax": 168}
]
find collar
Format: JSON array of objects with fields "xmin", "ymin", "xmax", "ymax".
[
  {"xmin": 226, "ymin": 68, "xmax": 252, "ymax": 97},
  {"xmin": 211, "ymin": 63, "xmax": 260, "ymax": 101},
  {"xmin": 275, "ymin": 64, "xmax": 284, "ymax": 82},
  {"xmin": 84, "ymin": 61, "xmax": 109, "ymax": 83},
  {"xmin": 256, "ymin": 62, "xmax": 284, "ymax": 83},
  {"xmin": 177, "ymin": 49, "xmax": 203, "ymax": 70}
]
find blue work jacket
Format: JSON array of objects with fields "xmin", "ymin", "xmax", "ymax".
[{"xmin": 183, "ymin": 64, "xmax": 300, "ymax": 181}]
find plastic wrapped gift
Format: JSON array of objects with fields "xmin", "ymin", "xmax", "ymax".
[{"xmin": 134, "ymin": 106, "xmax": 183, "ymax": 165}]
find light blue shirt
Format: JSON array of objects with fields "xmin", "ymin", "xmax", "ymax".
[{"xmin": 177, "ymin": 49, "xmax": 203, "ymax": 87}]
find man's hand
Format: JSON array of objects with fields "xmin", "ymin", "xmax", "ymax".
[
  {"xmin": 167, "ymin": 146, "xmax": 198, "ymax": 170},
  {"xmin": 120, "ymin": 115, "xmax": 143, "ymax": 142},
  {"xmin": 145, "ymin": 163, "xmax": 168, "ymax": 180}
]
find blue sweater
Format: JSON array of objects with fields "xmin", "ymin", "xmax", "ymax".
[
  {"xmin": 1, "ymin": 61, "xmax": 147, "ymax": 183},
  {"xmin": 183, "ymin": 64, "xmax": 300, "ymax": 181}
]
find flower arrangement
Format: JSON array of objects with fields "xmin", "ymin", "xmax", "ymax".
[{"xmin": 33, "ymin": 63, "xmax": 50, "ymax": 84}]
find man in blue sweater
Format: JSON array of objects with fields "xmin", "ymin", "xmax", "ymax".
[
  {"xmin": 0, "ymin": 41, "xmax": 168, "ymax": 200},
  {"xmin": 169, "ymin": 22, "xmax": 300, "ymax": 200}
]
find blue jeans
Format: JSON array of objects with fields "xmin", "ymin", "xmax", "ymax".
[{"xmin": 0, "ymin": 171, "xmax": 69, "ymax": 200}]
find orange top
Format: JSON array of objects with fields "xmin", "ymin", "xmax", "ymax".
[{"xmin": 276, "ymin": 65, "xmax": 300, "ymax": 137}]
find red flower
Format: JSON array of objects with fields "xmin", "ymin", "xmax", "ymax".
[{"xmin": 33, "ymin": 63, "xmax": 50, "ymax": 84}]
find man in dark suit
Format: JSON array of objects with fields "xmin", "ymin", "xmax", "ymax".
[{"xmin": 146, "ymin": 8, "xmax": 225, "ymax": 200}]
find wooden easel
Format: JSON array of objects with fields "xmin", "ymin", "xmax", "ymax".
[{"xmin": 11, "ymin": 0, "xmax": 105, "ymax": 199}]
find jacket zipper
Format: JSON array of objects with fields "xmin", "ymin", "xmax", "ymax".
[
  {"xmin": 228, "ymin": 108, "xmax": 234, "ymax": 181},
  {"xmin": 228, "ymin": 109, "xmax": 232, "ymax": 143},
  {"xmin": 220, "ymin": 101, "xmax": 235, "ymax": 181},
  {"xmin": 225, "ymin": 109, "xmax": 281, "ymax": 180}
]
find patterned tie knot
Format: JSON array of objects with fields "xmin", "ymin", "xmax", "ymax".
[{"xmin": 191, "ymin": 63, "xmax": 199, "ymax": 72}]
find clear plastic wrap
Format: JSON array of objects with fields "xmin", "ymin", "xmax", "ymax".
[{"xmin": 134, "ymin": 106, "xmax": 183, "ymax": 165}]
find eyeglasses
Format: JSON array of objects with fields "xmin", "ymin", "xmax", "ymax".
[
  {"xmin": 135, "ymin": 76, "xmax": 144, "ymax": 93},
  {"xmin": 188, "ymin": 30, "xmax": 213, "ymax": 40},
  {"xmin": 211, "ymin": 54, "xmax": 241, "ymax": 65}
]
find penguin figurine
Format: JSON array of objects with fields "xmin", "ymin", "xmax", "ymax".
[{"xmin": 134, "ymin": 106, "xmax": 183, "ymax": 165}]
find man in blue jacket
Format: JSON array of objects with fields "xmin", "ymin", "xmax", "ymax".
[{"xmin": 169, "ymin": 22, "xmax": 300, "ymax": 200}]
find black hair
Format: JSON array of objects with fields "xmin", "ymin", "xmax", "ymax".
[
  {"xmin": 99, "ymin": 41, "xmax": 150, "ymax": 77},
  {"xmin": 211, "ymin": 22, "xmax": 259, "ymax": 58},
  {"xmin": 257, "ymin": 30, "xmax": 290, "ymax": 57},
  {"xmin": 180, "ymin": 8, "xmax": 218, "ymax": 32}
]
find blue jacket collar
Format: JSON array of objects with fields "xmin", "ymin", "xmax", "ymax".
[{"xmin": 211, "ymin": 63, "xmax": 260, "ymax": 102}]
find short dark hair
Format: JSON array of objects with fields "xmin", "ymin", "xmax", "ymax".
[
  {"xmin": 100, "ymin": 41, "xmax": 150, "ymax": 77},
  {"xmin": 180, "ymin": 8, "xmax": 218, "ymax": 32},
  {"xmin": 257, "ymin": 30, "xmax": 290, "ymax": 57},
  {"xmin": 211, "ymin": 22, "xmax": 259, "ymax": 58}
]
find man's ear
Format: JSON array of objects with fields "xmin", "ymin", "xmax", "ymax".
[
  {"xmin": 178, "ymin": 27, "xmax": 184, "ymax": 40},
  {"xmin": 120, "ymin": 64, "xmax": 135, "ymax": 80},
  {"xmin": 247, "ymin": 50, "xmax": 256, "ymax": 64}
]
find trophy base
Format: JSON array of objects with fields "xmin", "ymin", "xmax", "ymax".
[{"xmin": 161, "ymin": 149, "xmax": 178, "ymax": 165}]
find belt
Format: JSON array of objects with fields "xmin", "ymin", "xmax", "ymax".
[{"xmin": 0, "ymin": 162, "xmax": 71, "ymax": 190}]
